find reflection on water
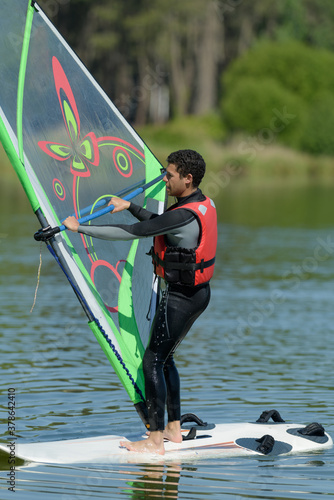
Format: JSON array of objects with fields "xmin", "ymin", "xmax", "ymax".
[
  {"xmin": 1, "ymin": 180, "xmax": 334, "ymax": 499},
  {"xmin": 214, "ymin": 179, "xmax": 334, "ymax": 228}
]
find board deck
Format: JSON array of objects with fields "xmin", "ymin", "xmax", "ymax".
[{"xmin": 1, "ymin": 419, "xmax": 332, "ymax": 464}]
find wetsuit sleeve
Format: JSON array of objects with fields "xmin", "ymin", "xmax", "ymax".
[
  {"xmin": 127, "ymin": 202, "xmax": 159, "ymax": 221},
  {"xmin": 78, "ymin": 208, "xmax": 196, "ymax": 241}
]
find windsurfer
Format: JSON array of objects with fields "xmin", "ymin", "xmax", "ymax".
[{"xmin": 64, "ymin": 149, "xmax": 217, "ymax": 455}]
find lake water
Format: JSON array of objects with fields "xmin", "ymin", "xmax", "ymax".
[{"xmin": 0, "ymin": 179, "xmax": 334, "ymax": 499}]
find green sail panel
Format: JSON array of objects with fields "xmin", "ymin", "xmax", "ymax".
[{"xmin": 0, "ymin": 0, "xmax": 166, "ymax": 413}]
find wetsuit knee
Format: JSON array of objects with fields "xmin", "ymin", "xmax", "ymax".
[{"xmin": 143, "ymin": 348, "xmax": 158, "ymax": 378}]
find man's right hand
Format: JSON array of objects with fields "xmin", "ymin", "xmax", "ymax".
[
  {"xmin": 63, "ymin": 216, "xmax": 79, "ymax": 232},
  {"xmin": 108, "ymin": 197, "xmax": 130, "ymax": 214}
]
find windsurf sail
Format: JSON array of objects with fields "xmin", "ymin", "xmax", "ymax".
[{"xmin": 0, "ymin": 0, "xmax": 166, "ymax": 425}]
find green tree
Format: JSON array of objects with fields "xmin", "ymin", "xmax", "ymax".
[
  {"xmin": 221, "ymin": 40, "xmax": 334, "ymax": 154},
  {"xmin": 222, "ymin": 77, "xmax": 305, "ymax": 148},
  {"xmin": 39, "ymin": 0, "xmax": 334, "ymax": 131},
  {"xmin": 223, "ymin": 41, "xmax": 334, "ymax": 101},
  {"xmin": 40, "ymin": 0, "xmax": 226, "ymax": 123},
  {"xmin": 300, "ymin": 91, "xmax": 334, "ymax": 155}
]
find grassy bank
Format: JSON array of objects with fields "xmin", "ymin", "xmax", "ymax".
[
  {"xmin": 2, "ymin": 115, "xmax": 334, "ymax": 197},
  {"xmin": 137, "ymin": 116, "xmax": 334, "ymax": 186}
]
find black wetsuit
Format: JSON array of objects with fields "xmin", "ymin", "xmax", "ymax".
[{"xmin": 78, "ymin": 189, "xmax": 211, "ymax": 431}]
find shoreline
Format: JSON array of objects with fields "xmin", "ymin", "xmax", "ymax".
[{"xmin": 2, "ymin": 131, "xmax": 334, "ymax": 196}]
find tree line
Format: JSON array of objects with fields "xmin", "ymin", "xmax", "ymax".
[{"xmin": 40, "ymin": 0, "xmax": 334, "ymax": 154}]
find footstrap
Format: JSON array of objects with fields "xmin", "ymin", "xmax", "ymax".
[
  {"xmin": 256, "ymin": 434, "xmax": 275, "ymax": 454},
  {"xmin": 256, "ymin": 409, "xmax": 285, "ymax": 423},
  {"xmin": 181, "ymin": 413, "xmax": 208, "ymax": 441}
]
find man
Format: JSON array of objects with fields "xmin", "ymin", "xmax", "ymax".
[{"xmin": 64, "ymin": 149, "xmax": 217, "ymax": 454}]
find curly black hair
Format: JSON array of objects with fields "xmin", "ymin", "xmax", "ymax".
[{"xmin": 166, "ymin": 149, "xmax": 206, "ymax": 188}]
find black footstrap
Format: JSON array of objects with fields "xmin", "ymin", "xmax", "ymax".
[
  {"xmin": 182, "ymin": 427, "xmax": 197, "ymax": 441},
  {"xmin": 180, "ymin": 413, "xmax": 208, "ymax": 441},
  {"xmin": 256, "ymin": 434, "xmax": 275, "ymax": 454},
  {"xmin": 298, "ymin": 422, "xmax": 325, "ymax": 437},
  {"xmin": 180, "ymin": 413, "xmax": 207, "ymax": 426},
  {"xmin": 256, "ymin": 409, "xmax": 285, "ymax": 423}
]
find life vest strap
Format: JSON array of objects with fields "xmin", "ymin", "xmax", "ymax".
[{"xmin": 150, "ymin": 249, "xmax": 215, "ymax": 273}]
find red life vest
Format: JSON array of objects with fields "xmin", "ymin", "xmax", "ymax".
[{"xmin": 151, "ymin": 196, "xmax": 217, "ymax": 286}]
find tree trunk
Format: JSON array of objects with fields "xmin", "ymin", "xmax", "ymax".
[
  {"xmin": 169, "ymin": 35, "xmax": 189, "ymax": 116},
  {"xmin": 133, "ymin": 54, "xmax": 151, "ymax": 125},
  {"xmin": 237, "ymin": 15, "xmax": 254, "ymax": 55},
  {"xmin": 193, "ymin": 1, "xmax": 224, "ymax": 115}
]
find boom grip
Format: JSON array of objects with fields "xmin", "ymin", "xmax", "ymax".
[{"xmin": 33, "ymin": 171, "xmax": 165, "ymax": 243}]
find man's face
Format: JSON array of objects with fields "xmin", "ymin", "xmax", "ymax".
[{"xmin": 163, "ymin": 163, "xmax": 190, "ymax": 197}]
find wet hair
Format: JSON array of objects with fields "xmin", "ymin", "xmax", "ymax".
[{"xmin": 166, "ymin": 149, "xmax": 206, "ymax": 188}]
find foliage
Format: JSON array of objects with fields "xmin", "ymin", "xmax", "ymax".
[
  {"xmin": 221, "ymin": 41, "xmax": 334, "ymax": 154},
  {"xmin": 38, "ymin": 0, "xmax": 334, "ymax": 156},
  {"xmin": 299, "ymin": 92, "xmax": 334, "ymax": 155},
  {"xmin": 222, "ymin": 76, "xmax": 306, "ymax": 148},
  {"xmin": 223, "ymin": 41, "xmax": 334, "ymax": 101},
  {"xmin": 138, "ymin": 114, "xmax": 226, "ymax": 158}
]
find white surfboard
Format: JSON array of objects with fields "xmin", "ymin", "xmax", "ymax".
[{"xmin": 1, "ymin": 411, "xmax": 332, "ymax": 464}]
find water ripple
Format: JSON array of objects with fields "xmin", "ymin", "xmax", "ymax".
[{"xmin": 1, "ymin": 211, "xmax": 333, "ymax": 499}]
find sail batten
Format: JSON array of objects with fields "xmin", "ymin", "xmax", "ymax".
[
  {"xmin": 0, "ymin": 0, "xmax": 166, "ymax": 421},
  {"xmin": 17, "ymin": 0, "xmax": 34, "ymax": 162}
]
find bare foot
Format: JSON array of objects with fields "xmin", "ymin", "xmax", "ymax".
[
  {"xmin": 120, "ymin": 431, "xmax": 165, "ymax": 455},
  {"xmin": 146, "ymin": 421, "xmax": 182, "ymax": 443},
  {"xmin": 163, "ymin": 422, "xmax": 182, "ymax": 443}
]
